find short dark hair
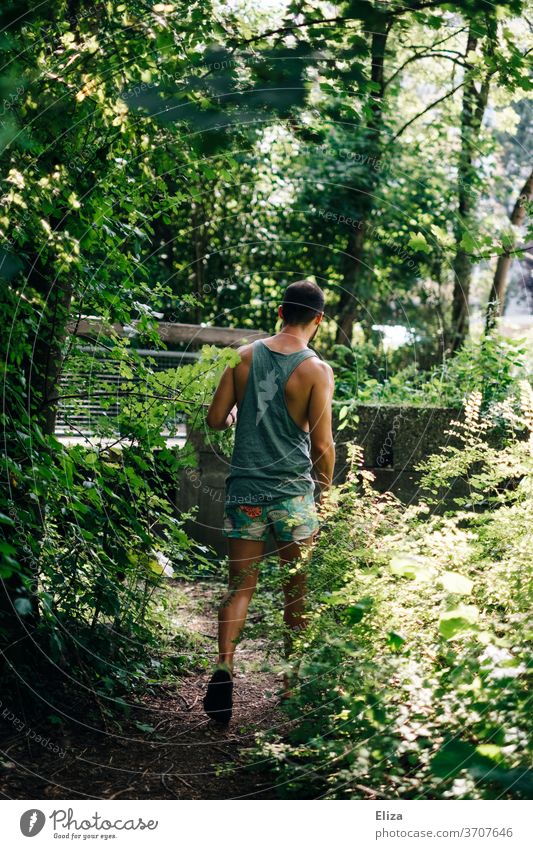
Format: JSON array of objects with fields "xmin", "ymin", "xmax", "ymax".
[{"xmin": 281, "ymin": 279, "xmax": 325, "ymax": 326}]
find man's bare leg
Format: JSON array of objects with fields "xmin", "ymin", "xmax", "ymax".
[
  {"xmin": 217, "ymin": 537, "xmax": 265, "ymax": 672},
  {"xmin": 276, "ymin": 536, "xmax": 314, "ymax": 696}
]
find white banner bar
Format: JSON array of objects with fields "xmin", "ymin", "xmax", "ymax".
[{"xmin": 2, "ymin": 799, "xmax": 532, "ymax": 849}]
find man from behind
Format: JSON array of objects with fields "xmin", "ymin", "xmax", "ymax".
[{"xmin": 203, "ymin": 280, "xmax": 335, "ymax": 723}]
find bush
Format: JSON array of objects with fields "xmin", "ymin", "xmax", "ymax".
[
  {"xmin": 333, "ymin": 334, "xmax": 530, "ymax": 412},
  {"xmin": 253, "ymin": 385, "xmax": 533, "ymax": 799},
  {"xmin": 0, "ymin": 343, "xmax": 236, "ymax": 696}
]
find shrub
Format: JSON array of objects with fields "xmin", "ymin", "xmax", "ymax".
[
  {"xmin": 253, "ymin": 386, "xmax": 533, "ymax": 799},
  {"xmin": 333, "ymin": 334, "xmax": 530, "ymax": 412}
]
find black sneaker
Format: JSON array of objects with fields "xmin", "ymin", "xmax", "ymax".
[{"xmin": 203, "ymin": 669, "xmax": 233, "ymax": 724}]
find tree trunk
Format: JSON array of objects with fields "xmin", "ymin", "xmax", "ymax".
[
  {"xmin": 336, "ymin": 222, "xmax": 367, "ymax": 343},
  {"xmin": 0, "ymin": 269, "xmax": 72, "ymax": 656},
  {"xmin": 448, "ymin": 24, "xmax": 491, "ymax": 352},
  {"xmin": 485, "ymin": 167, "xmax": 533, "ymax": 331},
  {"xmin": 191, "ymin": 190, "xmax": 208, "ymax": 325},
  {"xmin": 30, "ymin": 259, "xmax": 74, "ymax": 436},
  {"xmin": 335, "ymin": 21, "xmax": 389, "ymax": 345}
]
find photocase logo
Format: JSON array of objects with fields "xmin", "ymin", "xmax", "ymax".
[{"xmin": 20, "ymin": 809, "xmax": 46, "ymax": 837}]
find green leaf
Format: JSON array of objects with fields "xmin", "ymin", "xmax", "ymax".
[
  {"xmin": 476, "ymin": 744, "xmax": 503, "ymax": 764},
  {"xmin": 49, "ymin": 632, "xmax": 64, "ymax": 662},
  {"xmin": 134, "ymin": 721, "xmax": 155, "ymax": 733},
  {"xmin": 14, "ymin": 597, "xmax": 33, "ymax": 616},
  {"xmin": 432, "ymin": 741, "xmax": 517, "ymax": 784},
  {"xmin": 114, "ymin": 697, "xmax": 131, "ymax": 716},
  {"xmin": 387, "ymin": 631, "xmax": 406, "ymax": 652},
  {"xmin": 439, "ymin": 604, "xmax": 479, "ymax": 639},
  {"xmin": 470, "ymin": 766, "xmax": 533, "ymax": 795},
  {"xmin": 345, "ymin": 596, "xmax": 374, "ymax": 624},
  {"xmin": 389, "ymin": 554, "xmax": 432, "ymax": 581},
  {"xmin": 459, "ymin": 231, "xmax": 476, "ymax": 252},
  {"xmin": 439, "ymin": 571, "xmax": 473, "ymax": 595},
  {"xmin": 430, "ymin": 224, "xmax": 454, "ymax": 247},
  {"xmin": 389, "ymin": 554, "xmax": 420, "ymax": 578},
  {"xmin": 407, "ymin": 231, "xmax": 431, "ymax": 254},
  {"xmin": 431, "ymin": 740, "xmax": 477, "ymax": 778}
]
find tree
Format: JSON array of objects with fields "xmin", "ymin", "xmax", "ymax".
[
  {"xmin": 245, "ymin": 1, "xmax": 527, "ymax": 346},
  {"xmin": 448, "ymin": 17, "xmax": 495, "ymax": 351},
  {"xmin": 0, "ymin": 0, "xmax": 215, "ymax": 659},
  {"xmin": 485, "ymin": 167, "xmax": 533, "ymax": 330}
]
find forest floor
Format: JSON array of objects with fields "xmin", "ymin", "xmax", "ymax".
[{"xmin": 0, "ymin": 579, "xmax": 288, "ymax": 800}]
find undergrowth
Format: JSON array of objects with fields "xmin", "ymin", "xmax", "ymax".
[{"xmin": 252, "ymin": 383, "xmax": 533, "ymax": 800}]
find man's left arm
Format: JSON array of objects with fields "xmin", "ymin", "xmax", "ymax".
[{"xmin": 206, "ymin": 365, "xmax": 237, "ymax": 430}]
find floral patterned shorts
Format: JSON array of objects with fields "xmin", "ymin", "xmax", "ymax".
[{"xmin": 222, "ymin": 493, "xmax": 319, "ymax": 543}]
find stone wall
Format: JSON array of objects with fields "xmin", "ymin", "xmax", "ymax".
[
  {"xmin": 334, "ymin": 404, "xmax": 463, "ymax": 505},
  {"xmin": 175, "ymin": 404, "xmax": 463, "ymax": 555}
]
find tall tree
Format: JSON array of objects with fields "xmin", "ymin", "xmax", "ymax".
[
  {"xmin": 448, "ymin": 17, "xmax": 495, "ymax": 351},
  {"xmin": 485, "ymin": 167, "xmax": 533, "ymax": 330},
  {"xmin": 258, "ymin": 1, "xmax": 524, "ymax": 346}
]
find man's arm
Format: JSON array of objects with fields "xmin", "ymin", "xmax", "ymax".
[
  {"xmin": 308, "ymin": 362, "xmax": 335, "ymax": 497},
  {"xmin": 206, "ymin": 365, "xmax": 238, "ymax": 431}
]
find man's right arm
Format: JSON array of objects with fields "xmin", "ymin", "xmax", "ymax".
[{"xmin": 308, "ymin": 362, "xmax": 335, "ymax": 498}]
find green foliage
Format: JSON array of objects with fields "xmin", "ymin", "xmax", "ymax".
[
  {"xmin": 0, "ymin": 0, "xmax": 252, "ymax": 691},
  {"xmin": 0, "ymin": 0, "xmax": 531, "ymax": 787},
  {"xmin": 0, "ymin": 332, "xmax": 237, "ymax": 689},
  {"xmin": 333, "ymin": 334, "xmax": 530, "ymax": 409},
  {"xmin": 253, "ymin": 391, "xmax": 532, "ymax": 799}
]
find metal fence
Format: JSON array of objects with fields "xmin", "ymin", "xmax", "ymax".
[{"xmin": 55, "ymin": 346, "xmax": 199, "ymax": 441}]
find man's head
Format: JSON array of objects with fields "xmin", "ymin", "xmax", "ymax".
[{"xmin": 279, "ymin": 280, "xmax": 325, "ymax": 338}]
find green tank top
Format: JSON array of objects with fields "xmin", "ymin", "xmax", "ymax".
[{"xmin": 225, "ymin": 339, "xmax": 318, "ymax": 506}]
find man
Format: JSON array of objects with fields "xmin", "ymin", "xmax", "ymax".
[{"xmin": 202, "ymin": 279, "xmax": 335, "ymax": 723}]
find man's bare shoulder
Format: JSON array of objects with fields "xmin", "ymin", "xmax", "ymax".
[
  {"xmin": 303, "ymin": 355, "xmax": 334, "ymax": 385},
  {"xmin": 234, "ymin": 341, "xmax": 255, "ymax": 366}
]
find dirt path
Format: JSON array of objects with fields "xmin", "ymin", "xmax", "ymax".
[{"xmin": 0, "ymin": 580, "xmax": 286, "ymax": 800}]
